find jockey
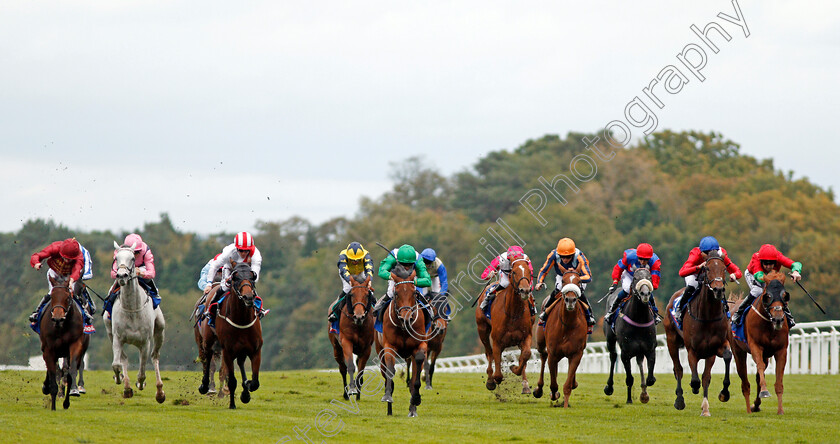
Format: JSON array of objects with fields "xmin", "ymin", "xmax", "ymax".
[
  {"xmin": 328, "ymin": 242, "xmax": 375, "ymax": 323},
  {"xmin": 674, "ymin": 236, "xmax": 742, "ymax": 322},
  {"xmin": 732, "ymin": 244, "xmax": 802, "ymax": 327},
  {"xmin": 373, "ymin": 244, "xmax": 431, "ymax": 321},
  {"xmin": 419, "ymin": 248, "xmax": 448, "ymax": 297},
  {"xmin": 479, "ymin": 246, "xmax": 535, "ymax": 315},
  {"xmin": 104, "ymin": 233, "xmax": 159, "ymax": 317},
  {"xmin": 205, "ymin": 232, "xmax": 263, "ymax": 309},
  {"xmin": 604, "ymin": 243, "xmax": 663, "ymax": 324},
  {"xmin": 28, "ymin": 238, "xmax": 94, "ymax": 330},
  {"xmin": 197, "ymin": 253, "xmax": 224, "ymax": 294},
  {"xmin": 535, "ymin": 238, "xmax": 596, "ymax": 327}
]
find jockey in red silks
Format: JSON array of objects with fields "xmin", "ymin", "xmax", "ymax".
[
  {"xmin": 479, "ymin": 246, "xmax": 535, "ymax": 315},
  {"xmin": 732, "ymin": 244, "xmax": 802, "ymax": 327},
  {"xmin": 604, "ymin": 243, "xmax": 663, "ymax": 325},
  {"xmin": 673, "ymin": 236, "xmax": 742, "ymax": 322},
  {"xmin": 105, "ymin": 233, "xmax": 160, "ymax": 318},
  {"xmin": 204, "ymin": 232, "xmax": 265, "ymax": 320},
  {"xmin": 28, "ymin": 238, "xmax": 93, "ymax": 329}
]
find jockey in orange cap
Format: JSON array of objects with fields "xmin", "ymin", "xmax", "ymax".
[
  {"xmin": 535, "ymin": 238, "xmax": 595, "ymax": 328},
  {"xmin": 732, "ymin": 244, "xmax": 802, "ymax": 327}
]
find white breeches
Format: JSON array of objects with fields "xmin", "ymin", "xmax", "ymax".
[
  {"xmin": 684, "ymin": 274, "xmax": 699, "ymax": 289},
  {"xmin": 744, "ymin": 271, "xmax": 764, "ymax": 298},
  {"xmin": 555, "ymin": 276, "xmax": 586, "ymax": 291},
  {"xmin": 621, "ymin": 271, "xmax": 634, "ymax": 293}
]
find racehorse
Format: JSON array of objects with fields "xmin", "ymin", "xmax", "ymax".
[
  {"xmin": 374, "ymin": 266, "xmax": 427, "ymax": 417},
  {"xmin": 730, "ymin": 271, "xmax": 790, "ymax": 414},
  {"xmin": 329, "ymin": 273, "xmax": 375, "ymax": 400},
  {"xmin": 604, "ymin": 267, "xmax": 657, "ymax": 404},
  {"xmin": 194, "ymin": 286, "xmax": 228, "ymax": 397},
  {"xmin": 475, "ymin": 254, "xmax": 534, "ymax": 394},
  {"xmin": 404, "ymin": 291, "xmax": 449, "ymax": 390},
  {"xmin": 663, "ymin": 250, "xmax": 732, "ymax": 416},
  {"xmin": 39, "ymin": 275, "xmax": 88, "ymax": 410},
  {"xmin": 200, "ymin": 262, "xmax": 263, "ymax": 409},
  {"xmin": 106, "ymin": 242, "xmax": 166, "ymax": 403},
  {"xmin": 532, "ymin": 270, "xmax": 587, "ymax": 407}
]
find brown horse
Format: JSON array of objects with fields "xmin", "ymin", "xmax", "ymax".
[
  {"xmin": 404, "ymin": 291, "xmax": 449, "ymax": 390},
  {"xmin": 730, "ymin": 271, "xmax": 790, "ymax": 414},
  {"xmin": 533, "ymin": 270, "xmax": 588, "ymax": 407},
  {"xmin": 39, "ymin": 275, "xmax": 89, "ymax": 410},
  {"xmin": 374, "ymin": 267, "xmax": 427, "ymax": 417},
  {"xmin": 199, "ymin": 263, "xmax": 263, "ymax": 409},
  {"xmin": 663, "ymin": 250, "xmax": 732, "ymax": 416},
  {"xmin": 329, "ymin": 273, "xmax": 375, "ymax": 400},
  {"xmin": 194, "ymin": 286, "xmax": 228, "ymax": 398},
  {"xmin": 475, "ymin": 254, "xmax": 534, "ymax": 394}
]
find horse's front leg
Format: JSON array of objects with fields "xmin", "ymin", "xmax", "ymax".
[
  {"xmin": 248, "ymin": 347, "xmax": 261, "ymax": 393},
  {"xmin": 604, "ymin": 337, "xmax": 617, "ymax": 396},
  {"xmin": 687, "ymin": 349, "xmax": 701, "ymax": 395},
  {"xmin": 490, "ymin": 335, "xmax": 504, "ymax": 385},
  {"xmin": 667, "ymin": 337, "xmax": 685, "ymax": 410},
  {"xmin": 700, "ymin": 355, "xmax": 716, "ymax": 417},
  {"xmin": 340, "ymin": 337, "xmax": 357, "ymax": 397},
  {"xmin": 44, "ymin": 352, "xmax": 58, "ymax": 410},
  {"xmin": 548, "ymin": 352, "xmax": 560, "ymax": 402},
  {"xmin": 355, "ymin": 346, "xmax": 372, "ymax": 401},
  {"xmin": 563, "ymin": 352, "xmax": 583, "ymax": 408},
  {"xmin": 774, "ymin": 348, "xmax": 787, "ymax": 414},
  {"xmin": 198, "ymin": 334, "xmax": 214, "ymax": 395},
  {"xmin": 511, "ymin": 334, "xmax": 532, "ymax": 395},
  {"xmin": 718, "ymin": 347, "xmax": 731, "ymax": 403},
  {"xmin": 533, "ymin": 346, "xmax": 547, "ymax": 399},
  {"xmin": 152, "ymin": 311, "xmax": 166, "ymax": 403},
  {"xmin": 409, "ymin": 344, "xmax": 426, "ymax": 417},
  {"xmin": 620, "ymin": 352, "xmax": 634, "ymax": 404},
  {"xmin": 637, "ymin": 355, "xmax": 650, "ymax": 404},
  {"xmin": 748, "ymin": 343, "xmax": 770, "ymax": 399},
  {"xmin": 224, "ymin": 350, "xmax": 237, "ymax": 409},
  {"xmin": 237, "ymin": 355, "xmax": 251, "ymax": 404},
  {"xmin": 67, "ymin": 340, "xmax": 84, "ymax": 397},
  {"xmin": 379, "ymin": 344, "xmax": 396, "ymax": 416},
  {"xmin": 136, "ymin": 341, "xmax": 150, "ymax": 391},
  {"xmin": 113, "ymin": 339, "xmax": 133, "ymax": 398}
]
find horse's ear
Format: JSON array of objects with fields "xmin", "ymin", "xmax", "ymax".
[
  {"xmin": 48, "ymin": 275, "xmax": 57, "ymax": 287},
  {"xmin": 251, "ymin": 271, "xmax": 257, "ymax": 281},
  {"xmin": 390, "ymin": 272, "xmax": 398, "ymax": 282},
  {"xmin": 409, "ymin": 270, "xmax": 417, "ymax": 280},
  {"xmin": 229, "ymin": 258, "xmax": 237, "ymax": 267},
  {"xmin": 113, "ymin": 240, "xmax": 121, "ymax": 250},
  {"xmin": 364, "ymin": 274, "xmax": 371, "ymax": 285},
  {"xmin": 130, "ymin": 242, "xmax": 137, "ymax": 251}
]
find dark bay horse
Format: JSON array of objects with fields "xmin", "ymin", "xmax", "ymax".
[
  {"xmin": 194, "ymin": 285, "xmax": 227, "ymax": 398},
  {"xmin": 730, "ymin": 271, "xmax": 790, "ymax": 414},
  {"xmin": 404, "ymin": 291, "xmax": 449, "ymax": 390},
  {"xmin": 663, "ymin": 251, "xmax": 732, "ymax": 416},
  {"xmin": 475, "ymin": 254, "xmax": 534, "ymax": 394},
  {"xmin": 374, "ymin": 268, "xmax": 427, "ymax": 417},
  {"xmin": 533, "ymin": 270, "xmax": 587, "ymax": 407},
  {"xmin": 39, "ymin": 275, "xmax": 89, "ymax": 410},
  {"xmin": 200, "ymin": 263, "xmax": 263, "ymax": 409},
  {"xmin": 329, "ymin": 273, "xmax": 375, "ymax": 400},
  {"xmin": 604, "ymin": 267, "xmax": 657, "ymax": 404}
]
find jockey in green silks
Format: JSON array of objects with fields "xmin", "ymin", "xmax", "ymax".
[{"xmin": 372, "ymin": 244, "xmax": 431, "ymax": 322}]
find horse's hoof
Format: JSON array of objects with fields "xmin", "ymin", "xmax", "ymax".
[
  {"xmin": 751, "ymin": 405, "xmax": 761, "ymax": 412},
  {"xmin": 156, "ymin": 391, "xmax": 166, "ymax": 404},
  {"xmin": 347, "ymin": 386, "xmax": 359, "ymax": 396},
  {"xmin": 675, "ymin": 397, "xmax": 685, "ymax": 410},
  {"xmin": 63, "ymin": 398, "xmax": 70, "ymax": 409},
  {"xmin": 551, "ymin": 392, "xmax": 560, "ymax": 401},
  {"xmin": 691, "ymin": 386, "xmax": 700, "ymax": 395},
  {"xmin": 759, "ymin": 390, "xmax": 771, "ymax": 399},
  {"xmin": 381, "ymin": 395, "xmax": 393, "ymax": 403},
  {"xmin": 241, "ymin": 390, "xmax": 251, "ymax": 404},
  {"xmin": 249, "ymin": 380, "xmax": 259, "ymax": 392},
  {"xmin": 522, "ymin": 387, "xmax": 531, "ymax": 395},
  {"xmin": 207, "ymin": 389, "xmax": 217, "ymax": 395},
  {"xmin": 42, "ymin": 384, "xmax": 50, "ymax": 395},
  {"xmin": 411, "ymin": 392, "xmax": 422, "ymax": 406},
  {"xmin": 343, "ymin": 392, "xmax": 349, "ymax": 400},
  {"xmin": 69, "ymin": 388, "xmax": 80, "ymax": 397},
  {"xmin": 198, "ymin": 384, "xmax": 209, "ymax": 395},
  {"xmin": 425, "ymin": 385, "xmax": 433, "ymax": 390},
  {"xmin": 494, "ymin": 376, "xmax": 503, "ymax": 385},
  {"xmin": 408, "ymin": 411, "xmax": 417, "ymax": 418},
  {"xmin": 486, "ymin": 381, "xmax": 496, "ymax": 391},
  {"xmin": 78, "ymin": 386, "xmax": 86, "ymax": 395},
  {"xmin": 640, "ymin": 392, "xmax": 649, "ymax": 404},
  {"xmin": 701, "ymin": 411, "xmax": 711, "ymax": 417},
  {"xmin": 719, "ymin": 391, "xmax": 731, "ymax": 403},
  {"xmin": 533, "ymin": 387, "xmax": 543, "ymax": 399},
  {"xmin": 123, "ymin": 388, "xmax": 134, "ymax": 398},
  {"xmin": 114, "ymin": 375, "xmax": 122, "ymax": 385},
  {"xmin": 646, "ymin": 377, "xmax": 656, "ymax": 387},
  {"xmin": 604, "ymin": 385, "xmax": 614, "ymax": 396}
]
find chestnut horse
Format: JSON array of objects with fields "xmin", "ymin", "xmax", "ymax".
[
  {"xmin": 730, "ymin": 271, "xmax": 790, "ymax": 414},
  {"xmin": 199, "ymin": 263, "xmax": 263, "ymax": 409},
  {"xmin": 475, "ymin": 254, "xmax": 534, "ymax": 394},
  {"xmin": 604, "ymin": 267, "xmax": 657, "ymax": 404},
  {"xmin": 194, "ymin": 286, "xmax": 227, "ymax": 398},
  {"xmin": 404, "ymin": 291, "xmax": 449, "ymax": 390},
  {"xmin": 374, "ymin": 267, "xmax": 427, "ymax": 417},
  {"xmin": 39, "ymin": 275, "xmax": 89, "ymax": 410},
  {"xmin": 533, "ymin": 270, "xmax": 587, "ymax": 407},
  {"xmin": 663, "ymin": 250, "xmax": 732, "ymax": 416},
  {"xmin": 329, "ymin": 273, "xmax": 375, "ymax": 400}
]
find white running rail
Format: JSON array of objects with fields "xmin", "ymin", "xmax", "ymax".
[{"xmin": 422, "ymin": 321, "xmax": 840, "ymax": 375}]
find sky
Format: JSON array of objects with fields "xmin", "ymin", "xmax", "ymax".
[{"xmin": 1, "ymin": 1, "xmax": 838, "ymax": 235}]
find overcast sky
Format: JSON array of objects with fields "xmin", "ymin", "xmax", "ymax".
[{"xmin": 1, "ymin": 1, "xmax": 838, "ymax": 235}]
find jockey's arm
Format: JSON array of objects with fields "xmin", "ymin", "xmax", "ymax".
[
  {"xmin": 414, "ymin": 259, "xmax": 432, "ymax": 287},
  {"xmin": 378, "ymin": 255, "xmax": 396, "ymax": 280},
  {"xmin": 438, "ymin": 263, "xmax": 448, "ymax": 293},
  {"xmin": 250, "ymin": 247, "xmax": 263, "ymax": 280}
]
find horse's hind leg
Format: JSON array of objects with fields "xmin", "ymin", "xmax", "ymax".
[
  {"xmin": 533, "ymin": 347, "xmax": 547, "ymax": 399},
  {"xmin": 512, "ymin": 335, "xmax": 532, "ymax": 395},
  {"xmin": 667, "ymin": 336, "xmax": 685, "ymax": 410},
  {"xmin": 152, "ymin": 317, "xmax": 166, "ymax": 404}
]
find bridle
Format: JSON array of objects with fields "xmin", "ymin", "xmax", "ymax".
[
  {"xmin": 49, "ymin": 283, "xmax": 73, "ymax": 322},
  {"xmin": 509, "ymin": 257, "xmax": 533, "ymax": 297},
  {"xmin": 390, "ymin": 279, "xmax": 419, "ymax": 330},
  {"xmin": 343, "ymin": 284, "xmax": 372, "ymax": 320},
  {"xmin": 217, "ymin": 268, "xmax": 259, "ymax": 329}
]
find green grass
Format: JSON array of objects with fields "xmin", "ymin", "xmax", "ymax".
[{"xmin": 0, "ymin": 369, "xmax": 837, "ymax": 443}]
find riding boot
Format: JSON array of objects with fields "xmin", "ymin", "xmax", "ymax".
[
  {"xmin": 328, "ymin": 292, "xmax": 346, "ymax": 322},
  {"xmin": 479, "ymin": 284, "xmax": 499, "ymax": 311},
  {"xmin": 539, "ymin": 288, "xmax": 560, "ymax": 322},
  {"xmin": 604, "ymin": 290, "xmax": 626, "ymax": 326},
  {"xmin": 578, "ymin": 291, "xmax": 596, "ymax": 327},
  {"xmin": 374, "ymin": 295, "xmax": 391, "ymax": 325},
  {"xmin": 649, "ymin": 297, "xmax": 662, "ymax": 324},
  {"xmin": 82, "ymin": 289, "xmax": 96, "ymax": 315},
  {"xmin": 783, "ymin": 305, "xmax": 796, "ymax": 328},
  {"xmin": 528, "ymin": 295, "xmax": 537, "ymax": 317},
  {"xmin": 730, "ymin": 295, "xmax": 754, "ymax": 326},
  {"xmin": 29, "ymin": 294, "xmax": 51, "ymax": 323},
  {"xmin": 677, "ymin": 286, "xmax": 696, "ymax": 322}
]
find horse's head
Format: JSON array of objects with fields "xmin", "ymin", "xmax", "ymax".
[
  {"xmin": 703, "ymin": 250, "xmax": 727, "ymax": 300},
  {"xmin": 113, "ymin": 240, "xmax": 137, "ymax": 286},
  {"xmin": 47, "ymin": 275, "xmax": 73, "ymax": 324},
  {"xmin": 762, "ymin": 271, "xmax": 788, "ymax": 331},
  {"xmin": 230, "ymin": 262, "xmax": 257, "ymax": 308},
  {"xmin": 560, "ymin": 270, "xmax": 581, "ymax": 311},
  {"xmin": 346, "ymin": 273, "xmax": 372, "ymax": 325},
  {"xmin": 391, "ymin": 266, "xmax": 418, "ymax": 327},
  {"xmin": 632, "ymin": 267, "xmax": 653, "ymax": 304},
  {"xmin": 509, "ymin": 255, "xmax": 532, "ymax": 301}
]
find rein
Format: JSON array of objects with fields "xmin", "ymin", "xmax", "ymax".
[
  {"xmin": 389, "ymin": 280, "xmax": 419, "ymax": 330},
  {"xmin": 686, "ymin": 257, "xmax": 727, "ymax": 323},
  {"xmin": 218, "ymin": 274, "xmax": 259, "ymax": 330}
]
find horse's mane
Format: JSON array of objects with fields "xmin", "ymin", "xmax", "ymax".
[
  {"xmin": 350, "ymin": 273, "xmax": 368, "ymax": 284},
  {"xmin": 231, "ymin": 262, "xmax": 253, "ymax": 280},
  {"xmin": 706, "ymin": 249, "xmax": 722, "ymax": 260},
  {"xmin": 392, "ymin": 262, "xmax": 414, "ymax": 279}
]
